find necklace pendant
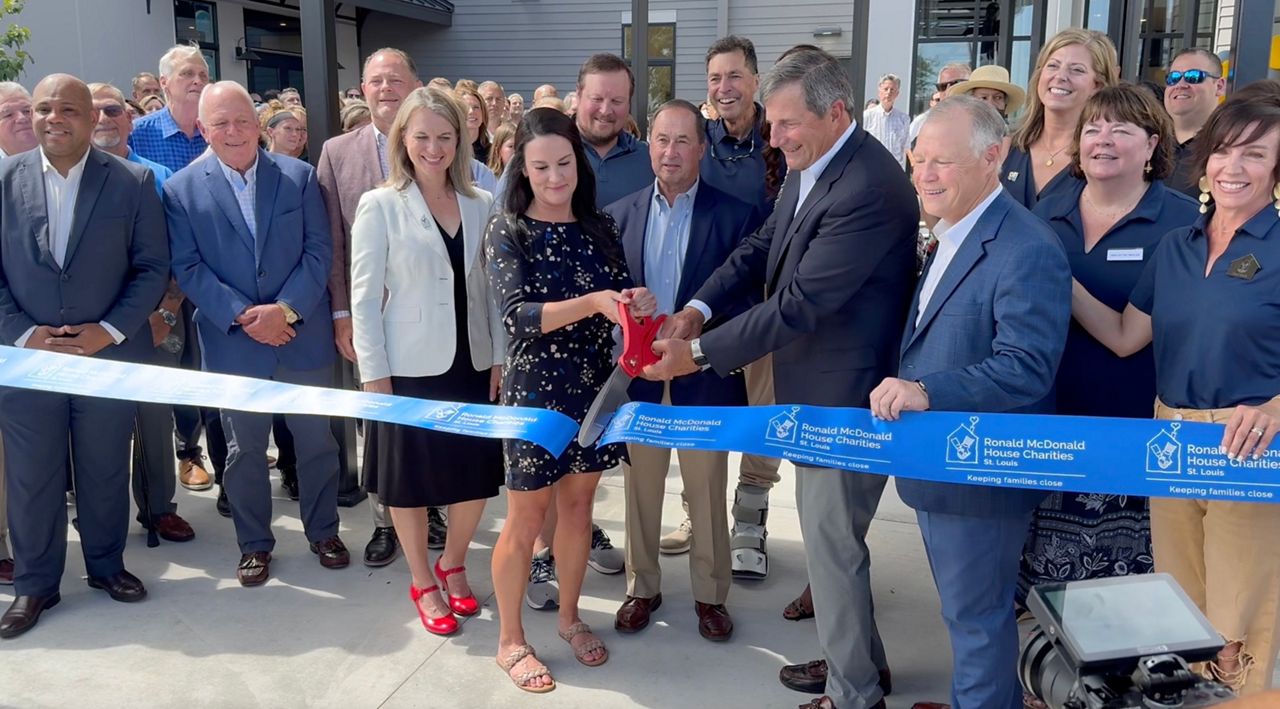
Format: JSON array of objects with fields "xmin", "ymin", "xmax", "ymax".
[{"xmin": 1045, "ymin": 157, "xmax": 1055, "ymax": 167}]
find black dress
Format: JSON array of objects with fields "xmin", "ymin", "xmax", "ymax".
[
  {"xmin": 363, "ymin": 218, "xmax": 504, "ymax": 508},
  {"xmin": 484, "ymin": 214, "xmax": 630, "ymax": 491}
]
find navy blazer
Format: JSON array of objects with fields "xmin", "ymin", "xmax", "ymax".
[
  {"xmin": 165, "ymin": 149, "xmax": 334, "ymax": 378},
  {"xmin": 605, "ymin": 181, "xmax": 762, "ymax": 406},
  {"xmin": 0, "ymin": 148, "xmax": 169, "ymax": 362},
  {"xmin": 895, "ymin": 189, "xmax": 1072, "ymax": 517},
  {"xmin": 692, "ymin": 125, "xmax": 919, "ymax": 409}
]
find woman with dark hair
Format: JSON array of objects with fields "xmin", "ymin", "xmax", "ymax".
[
  {"xmin": 484, "ymin": 107, "xmax": 654, "ymax": 692},
  {"xmin": 456, "ymin": 85, "xmax": 491, "ymax": 164},
  {"xmin": 1072, "ymin": 84, "xmax": 1280, "ymax": 694},
  {"xmin": 1020, "ymin": 84, "xmax": 1198, "ymax": 603}
]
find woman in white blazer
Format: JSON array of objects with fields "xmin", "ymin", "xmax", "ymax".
[{"xmin": 350, "ymin": 86, "xmax": 505, "ymax": 637}]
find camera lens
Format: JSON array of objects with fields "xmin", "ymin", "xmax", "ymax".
[{"xmin": 1020, "ymin": 627, "xmax": 1083, "ymax": 709}]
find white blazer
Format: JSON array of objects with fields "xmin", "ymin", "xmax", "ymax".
[{"xmin": 349, "ymin": 184, "xmax": 505, "ymax": 382}]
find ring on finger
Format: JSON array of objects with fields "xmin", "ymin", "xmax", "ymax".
[{"xmin": 1251, "ymin": 426, "xmax": 1266, "ymax": 437}]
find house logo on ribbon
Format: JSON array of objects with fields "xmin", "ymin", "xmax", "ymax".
[
  {"xmin": 946, "ymin": 416, "xmax": 982, "ymax": 464},
  {"xmin": 428, "ymin": 402, "xmax": 463, "ymax": 422},
  {"xmin": 1146, "ymin": 422, "xmax": 1182, "ymax": 474},
  {"xmin": 766, "ymin": 407, "xmax": 801, "ymax": 444}
]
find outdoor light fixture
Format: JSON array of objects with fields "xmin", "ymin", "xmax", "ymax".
[
  {"xmin": 812, "ymin": 27, "xmax": 843, "ymax": 37},
  {"xmin": 235, "ymin": 37, "xmax": 262, "ymax": 63}
]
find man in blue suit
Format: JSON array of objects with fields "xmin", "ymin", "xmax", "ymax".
[
  {"xmin": 605, "ymin": 99, "xmax": 763, "ymax": 641},
  {"xmin": 869, "ymin": 96, "xmax": 1071, "ymax": 709},
  {"xmin": 165, "ymin": 82, "xmax": 347, "ymax": 587}
]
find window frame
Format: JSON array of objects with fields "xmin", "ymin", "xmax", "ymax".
[{"xmin": 173, "ymin": 0, "xmax": 221, "ymax": 81}]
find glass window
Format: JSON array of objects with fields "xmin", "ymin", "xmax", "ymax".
[
  {"xmin": 1085, "ymin": 0, "xmax": 1113, "ymax": 32},
  {"xmin": 911, "ymin": 1, "xmax": 1041, "ymax": 116},
  {"xmin": 912, "ymin": 42, "xmax": 973, "ymax": 114},
  {"xmin": 622, "ymin": 23, "xmax": 676, "ymax": 110},
  {"xmin": 173, "ymin": 1, "xmax": 219, "ymax": 80}
]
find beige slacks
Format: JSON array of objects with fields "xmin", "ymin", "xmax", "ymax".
[
  {"xmin": 1151, "ymin": 399, "xmax": 1280, "ymax": 694},
  {"xmin": 623, "ymin": 385, "xmax": 731, "ymax": 604},
  {"xmin": 738, "ymin": 355, "xmax": 781, "ymax": 489}
]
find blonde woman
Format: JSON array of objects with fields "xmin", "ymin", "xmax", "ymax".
[
  {"xmin": 261, "ymin": 103, "xmax": 306, "ymax": 159},
  {"xmin": 455, "ymin": 84, "xmax": 491, "ymax": 163},
  {"xmin": 350, "ymin": 86, "xmax": 505, "ymax": 637},
  {"xmin": 486, "ymin": 121, "xmax": 517, "ymax": 177},
  {"xmin": 1002, "ymin": 28, "xmax": 1119, "ymax": 209}
]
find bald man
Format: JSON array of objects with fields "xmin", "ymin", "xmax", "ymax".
[
  {"xmin": 533, "ymin": 83, "xmax": 558, "ymax": 102},
  {"xmin": 0, "ymin": 74, "xmax": 169, "ymax": 638}
]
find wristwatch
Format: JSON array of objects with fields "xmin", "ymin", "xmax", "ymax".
[
  {"xmin": 157, "ymin": 307, "xmax": 178, "ymax": 327},
  {"xmin": 690, "ymin": 338, "xmax": 710, "ymax": 370},
  {"xmin": 277, "ymin": 301, "xmax": 300, "ymax": 325}
]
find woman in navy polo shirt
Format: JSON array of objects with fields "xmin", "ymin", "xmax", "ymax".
[
  {"xmin": 1021, "ymin": 84, "xmax": 1199, "ymax": 601},
  {"xmin": 1002, "ymin": 28, "xmax": 1118, "ymax": 210},
  {"xmin": 1072, "ymin": 87, "xmax": 1280, "ymax": 695}
]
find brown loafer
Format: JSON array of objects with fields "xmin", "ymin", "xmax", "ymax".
[
  {"xmin": 149, "ymin": 513, "xmax": 195, "ymax": 543},
  {"xmin": 781, "ymin": 660, "xmax": 892, "ymax": 696},
  {"xmin": 0, "ymin": 592, "xmax": 61, "ymax": 639},
  {"xmin": 614, "ymin": 593, "xmax": 662, "ymax": 633},
  {"xmin": 801, "ymin": 699, "xmax": 884, "ymax": 709},
  {"xmin": 0, "ymin": 558, "xmax": 13, "ymax": 586},
  {"xmin": 237, "ymin": 551, "xmax": 271, "ymax": 587},
  {"xmin": 309, "ymin": 536, "xmax": 350, "ymax": 569},
  {"xmin": 910, "ymin": 704, "xmax": 950, "ymax": 709},
  {"xmin": 695, "ymin": 601, "xmax": 733, "ymax": 641},
  {"xmin": 178, "ymin": 457, "xmax": 213, "ymax": 491}
]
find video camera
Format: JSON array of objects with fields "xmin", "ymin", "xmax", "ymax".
[{"xmin": 1019, "ymin": 573, "xmax": 1236, "ymax": 708}]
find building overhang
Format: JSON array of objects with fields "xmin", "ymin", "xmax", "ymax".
[{"xmin": 350, "ymin": 0, "xmax": 452, "ymax": 26}]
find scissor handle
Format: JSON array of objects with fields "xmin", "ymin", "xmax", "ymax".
[{"xmin": 618, "ymin": 301, "xmax": 667, "ymax": 377}]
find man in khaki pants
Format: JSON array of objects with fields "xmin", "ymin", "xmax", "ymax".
[{"xmin": 603, "ymin": 100, "xmax": 764, "ymax": 639}]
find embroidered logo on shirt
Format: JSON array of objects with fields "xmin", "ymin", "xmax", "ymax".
[
  {"xmin": 1228, "ymin": 253, "xmax": 1262, "ymax": 280},
  {"xmin": 1006, "ymin": 171, "xmax": 1019, "ymax": 182}
]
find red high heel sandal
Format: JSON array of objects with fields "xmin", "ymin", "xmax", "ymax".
[
  {"xmin": 409, "ymin": 583, "xmax": 458, "ymax": 636},
  {"xmin": 435, "ymin": 558, "xmax": 480, "ymax": 617}
]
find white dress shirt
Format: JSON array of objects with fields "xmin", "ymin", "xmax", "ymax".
[
  {"xmin": 915, "ymin": 185, "xmax": 1004, "ymax": 326},
  {"xmin": 687, "ymin": 120, "xmax": 858, "ymax": 322},
  {"xmin": 15, "ymin": 148, "xmax": 125, "ymax": 347},
  {"xmin": 863, "ymin": 104, "xmax": 911, "ymax": 169}
]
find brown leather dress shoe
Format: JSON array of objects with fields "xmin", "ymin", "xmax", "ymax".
[
  {"xmin": 614, "ymin": 593, "xmax": 662, "ymax": 633},
  {"xmin": 0, "ymin": 558, "xmax": 13, "ymax": 586},
  {"xmin": 149, "ymin": 513, "xmax": 195, "ymax": 543},
  {"xmin": 0, "ymin": 593, "xmax": 60, "ymax": 639},
  {"xmin": 178, "ymin": 457, "xmax": 213, "ymax": 491},
  {"xmin": 781, "ymin": 659, "xmax": 893, "ymax": 696},
  {"xmin": 310, "ymin": 536, "xmax": 350, "ymax": 569},
  {"xmin": 87, "ymin": 570, "xmax": 148, "ymax": 602},
  {"xmin": 910, "ymin": 703, "xmax": 950, "ymax": 709},
  {"xmin": 237, "ymin": 551, "xmax": 272, "ymax": 587},
  {"xmin": 695, "ymin": 601, "xmax": 733, "ymax": 641},
  {"xmin": 800, "ymin": 699, "xmax": 885, "ymax": 709}
]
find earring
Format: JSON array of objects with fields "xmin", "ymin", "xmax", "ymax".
[
  {"xmin": 1144, "ymin": 160, "xmax": 1153, "ymax": 175},
  {"xmin": 1273, "ymin": 183, "xmax": 1280, "ymax": 215},
  {"xmin": 1199, "ymin": 175, "xmax": 1212, "ymax": 215}
]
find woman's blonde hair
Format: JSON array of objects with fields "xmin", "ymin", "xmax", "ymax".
[
  {"xmin": 384, "ymin": 86, "xmax": 476, "ymax": 198},
  {"xmin": 487, "ymin": 121, "xmax": 518, "ymax": 177},
  {"xmin": 1011, "ymin": 28, "xmax": 1120, "ymax": 152},
  {"xmin": 259, "ymin": 101, "xmax": 305, "ymax": 153},
  {"xmin": 454, "ymin": 84, "xmax": 490, "ymax": 155}
]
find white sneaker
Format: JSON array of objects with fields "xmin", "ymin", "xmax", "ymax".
[
  {"xmin": 525, "ymin": 548, "xmax": 559, "ymax": 611},
  {"xmin": 588, "ymin": 524, "xmax": 624, "ymax": 575},
  {"xmin": 659, "ymin": 517, "xmax": 693, "ymax": 555}
]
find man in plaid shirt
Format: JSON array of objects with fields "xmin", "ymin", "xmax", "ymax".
[{"xmin": 129, "ymin": 45, "xmax": 209, "ymax": 173}]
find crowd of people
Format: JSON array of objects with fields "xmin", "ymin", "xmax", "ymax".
[{"xmin": 0, "ymin": 23, "xmax": 1276, "ymax": 709}]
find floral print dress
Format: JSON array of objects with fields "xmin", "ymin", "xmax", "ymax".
[{"xmin": 484, "ymin": 214, "xmax": 631, "ymax": 491}]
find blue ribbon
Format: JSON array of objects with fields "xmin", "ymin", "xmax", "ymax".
[
  {"xmin": 0, "ymin": 346, "xmax": 578, "ymax": 455},
  {"xmin": 600, "ymin": 402, "xmax": 1280, "ymax": 504}
]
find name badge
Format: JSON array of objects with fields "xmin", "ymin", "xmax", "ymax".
[{"xmin": 1107, "ymin": 248, "xmax": 1144, "ymax": 262}]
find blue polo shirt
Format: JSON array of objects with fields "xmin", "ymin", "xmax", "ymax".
[
  {"xmin": 1001, "ymin": 146, "xmax": 1084, "ymax": 210},
  {"xmin": 128, "ymin": 106, "xmax": 208, "ymax": 174},
  {"xmin": 700, "ymin": 104, "xmax": 786, "ymax": 215},
  {"xmin": 1034, "ymin": 180, "xmax": 1198, "ymax": 418},
  {"xmin": 126, "ymin": 150, "xmax": 174, "ymax": 197},
  {"xmin": 585, "ymin": 130, "xmax": 654, "ymax": 208},
  {"xmin": 1131, "ymin": 204, "xmax": 1280, "ymax": 409}
]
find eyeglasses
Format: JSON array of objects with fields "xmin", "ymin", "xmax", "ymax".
[
  {"xmin": 709, "ymin": 130, "xmax": 756, "ymax": 162},
  {"xmin": 936, "ymin": 79, "xmax": 964, "ymax": 92},
  {"xmin": 1165, "ymin": 69, "xmax": 1220, "ymax": 86},
  {"xmin": 99, "ymin": 105, "xmax": 126, "ymax": 118}
]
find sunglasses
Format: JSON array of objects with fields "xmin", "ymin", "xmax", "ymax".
[
  {"xmin": 936, "ymin": 79, "xmax": 964, "ymax": 92},
  {"xmin": 99, "ymin": 104, "xmax": 126, "ymax": 118},
  {"xmin": 1165, "ymin": 69, "xmax": 1219, "ymax": 86}
]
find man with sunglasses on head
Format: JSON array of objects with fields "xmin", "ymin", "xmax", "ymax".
[
  {"xmin": 908, "ymin": 63, "xmax": 971, "ymax": 145},
  {"xmin": 1163, "ymin": 48, "xmax": 1226, "ymax": 197}
]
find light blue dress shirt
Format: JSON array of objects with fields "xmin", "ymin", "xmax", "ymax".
[
  {"xmin": 644, "ymin": 179, "xmax": 698, "ymax": 317},
  {"xmin": 218, "ymin": 156, "xmax": 258, "ymax": 241}
]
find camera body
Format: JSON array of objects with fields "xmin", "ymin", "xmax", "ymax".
[{"xmin": 1019, "ymin": 574, "xmax": 1235, "ymax": 709}]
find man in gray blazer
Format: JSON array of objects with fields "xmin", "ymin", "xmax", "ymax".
[
  {"xmin": 0, "ymin": 75, "xmax": 169, "ymax": 638},
  {"xmin": 647, "ymin": 49, "xmax": 918, "ymax": 709},
  {"xmin": 870, "ymin": 96, "xmax": 1071, "ymax": 709}
]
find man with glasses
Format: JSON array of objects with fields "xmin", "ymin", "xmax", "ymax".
[
  {"xmin": 863, "ymin": 74, "xmax": 911, "ymax": 169},
  {"xmin": 909, "ymin": 63, "xmax": 971, "ymax": 145},
  {"xmin": 1164, "ymin": 48, "xmax": 1226, "ymax": 198},
  {"xmin": 88, "ymin": 82, "xmax": 194, "ymax": 545}
]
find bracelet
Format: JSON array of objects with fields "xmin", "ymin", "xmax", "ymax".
[{"xmin": 914, "ymin": 379, "xmax": 929, "ymax": 401}]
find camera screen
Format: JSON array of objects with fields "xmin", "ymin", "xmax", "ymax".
[{"xmin": 1040, "ymin": 575, "xmax": 1219, "ymax": 660}]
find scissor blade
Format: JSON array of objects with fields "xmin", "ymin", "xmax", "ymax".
[{"xmin": 577, "ymin": 365, "xmax": 632, "ymax": 447}]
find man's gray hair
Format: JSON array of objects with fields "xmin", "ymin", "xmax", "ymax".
[
  {"xmin": 922, "ymin": 95, "xmax": 1007, "ymax": 157},
  {"xmin": 158, "ymin": 44, "xmax": 207, "ymax": 79},
  {"xmin": 760, "ymin": 48, "xmax": 854, "ymax": 119},
  {"xmin": 198, "ymin": 81, "xmax": 255, "ymax": 123},
  {"xmin": 0, "ymin": 81, "xmax": 30, "ymax": 103},
  {"xmin": 878, "ymin": 73, "xmax": 902, "ymax": 88},
  {"xmin": 939, "ymin": 62, "xmax": 972, "ymax": 78}
]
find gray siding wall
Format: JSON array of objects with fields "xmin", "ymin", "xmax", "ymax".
[
  {"xmin": 362, "ymin": 0, "xmax": 715, "ymax": 104},
  {"xmin": 727, "ymin": 0, "xmax": 856, "ymax": 74}
]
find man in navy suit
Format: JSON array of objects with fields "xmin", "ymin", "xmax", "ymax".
[
  {"xmin": 646, "ymin": 49, "xmax": 918, "ymax": 709},
  {"xmin": 605, "ymin": 99, "xmax": 763, "ymax": 641},
  {"xmin": 869, "ymin": 96, "xmax": 1071, "ymax": 709},
  {"xmin": 0, "ymin": 74, "xmax": 169, "ymax": 638},
  {"xmin": 165, "ymin": 82, "xmax": 347, "ymax": 587}
]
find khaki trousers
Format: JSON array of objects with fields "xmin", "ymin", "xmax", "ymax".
[
  {"xmin": 738, "ymin": 355, "xmax": 782, "ymax": 489},
  {"xmin": 1152, "ymin": 399, "xmax": 1280, "ymax": 694},
  {"xmin": 623, "ymin": 384, "xmax": 731, "ymax": 604}
]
